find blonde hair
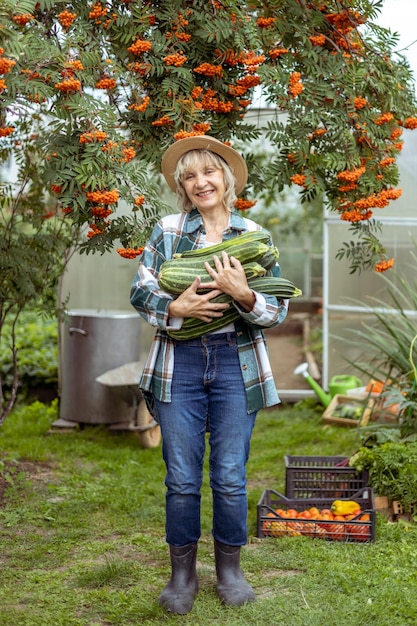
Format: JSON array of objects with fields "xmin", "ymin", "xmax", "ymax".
[{"xmin": 174, "ymin": 149, "xmax": 237, "ymax": 213}]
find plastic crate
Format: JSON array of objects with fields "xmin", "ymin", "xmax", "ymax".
[
  {"xmin": 257, "ymin": 488, "xmax": 376, "ymax": 543},
  {"xmin": 285, "ymin": 455, "xmax": 369, "ymax": 499}
]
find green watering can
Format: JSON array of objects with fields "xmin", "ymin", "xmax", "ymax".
[
  {"xmin": 328, "ymin": 374, "xmax": 363, "ymax": 398},
  {"xmin": 293, "ymin": 363, "xmax": 362, "ymax": 407}
]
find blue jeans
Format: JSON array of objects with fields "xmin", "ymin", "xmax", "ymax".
[{"xmin": 154, "ymin": 332, "xmax": 257, "ymax": 547}]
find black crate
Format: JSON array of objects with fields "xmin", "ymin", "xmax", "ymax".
[
  {"xmin": 285, "ymin": 455, "xmax": 369, "ymax": 499},
  {"xmin": 257, "ymin": 488, "xmax": 376, "ymax": 543}
]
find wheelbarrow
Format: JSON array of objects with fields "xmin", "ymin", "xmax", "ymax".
[{"xmin": 96, "ymin": 361, "xmax": 161, "ymax": 448}]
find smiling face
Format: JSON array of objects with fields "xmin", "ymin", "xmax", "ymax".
[
  {"xmin": 174, "ymin": 149, "xmax": 237, "ymax": 214},
  {"xmin": 182, "ymin": 158, "xmax": 226, "ymax": 214}
]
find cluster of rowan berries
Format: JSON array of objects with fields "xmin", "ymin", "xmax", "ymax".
[
  {"xmin": 55, "ymin": 78, "xmax": 81, "ymax": 93},
  {"xmin": 163, "ymin": 53, "xmax": 187, "ymax": 67},
  {"xmin": 404, "ymin": 117, "xmax": 417, "ymax": 129},
  {"xmin": 86, "ymin": 189, "xmax": 120, "ymax": 204},
  {"xmin": 256, "ymin": 17, "xmax": 276, "ymax": 28},
  {"xmin": 353, "ymin": 188, "xmax": 402, "ymax": 210},
  {"xmin": 0, "ymin": 57, "xmax": 16, "ymax": 75},
  {"xmin": 87, "ymin": 224, "xmax": 106, "ymax": 239},
  {"xmin": 128, "ymin": 96, "xmax": 150, "ymax": 112},
  {"xmin": 288, "ymin": 72, "xmax": 304, "ymax": 98},
  {"xmin": 13, "ymin": 14, "xmax": 34, "ymax": 26},
  {"xmin": 269, "ymin": 48, "xmax": 289, "ymax": 59},
  {"xmin": 337, "ymin": 166, "xmax": 366, "ymax": 183},
  {"xmin": 193, "ymin": 63, "xmax": 223, "ymax": 78},
  {"xmin": 80, "ymin": 131, "xmax": 107, "ymax": 144},
  {"xmin": 290, "ymin": 174, "xmax": 307, "ymax": 186},
  {"xmin": 96, "ymin": 77, "xmax": 117, "ymax": 90},
  {"xmin": 116, "ymin": 247, "xmax": 145, "ymax": 259},
  {"xmin": 375, "ymin": 258, "xmax": 395, "ymax": 273},
  {"xmin": 374, "ymin": 112, "xmax": 394, "ymax": 126},
  {"xmin": 128, "ymin": 39, "xmax": 152, "ymax": 55},
  {"xmin": 173, "ymin": 130, "xmax": 205, "ymax": 140},
  {"xmin": 91, "ymin": 206, "xmax": 112, "ymax": 218},
  {"xmin": 234, "ymin": 199, "xmax": 257, "ymax": 211},
  {"xmin": 379, "ymin": 157, "xmax": 395, "ymax": 167},
  {"xmin": 58, "ymin": 10, "xmax": 77, "ymax": 29},
  {"xmin": 122, "ymin": 147, "xmax": 136, "ymax": 162},
  {"xmin": 89, "ymin": 3, "xmax": 108, "ymax": 19},
  {"xmin": 152, "ymin": 116, "xmax": 173, "ymax": 127},
  {"xmin": 66, "ymin": 60, "xmax": 84, "ymax": 71},
  {"xmin": 340, "ymin": 209, "xmax": 373, "ymax": 223},
  {"xmin": 354, "ymin": 97, "xmax": 367, "ymax": 110},
  {"xmin": 309, "ymin": 34, "xmax": 326, "ymax": 46},
  {"xmin": 0, "ymin": 127, "xmax": 15, "ymax": 137}
]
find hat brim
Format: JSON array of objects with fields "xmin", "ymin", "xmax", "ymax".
[{"xmin": 161, "ymin": 136, "xmax": 248, "ymax": 195}]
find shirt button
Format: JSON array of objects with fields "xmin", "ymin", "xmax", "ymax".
[{"xmin": 242, "ymin": 364, "xmax": 248, "ymax": 370}]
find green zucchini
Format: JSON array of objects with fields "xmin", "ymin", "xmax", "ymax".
[
  {"xmin": 167, "ymin": 276, "xmax": 302, "ymax": 340},
  {"xmin": 173, "ymin": 230, "xmax": 271, "ymax": 259}
]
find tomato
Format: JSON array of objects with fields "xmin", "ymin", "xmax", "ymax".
[
  {"xmin": 317, "ymin": 513, "xmax": 334, "ymax": 531},
  {"xmin": 286, "ymin": 521, "xmax": 304, "ymax": 536},
  {"xmin": 298, "ymin": 510, "xmax": 313, "ymax": 519},
  {"xmin": 326, "ymin": 515, "xmax": 346, "ymax": 541},
  {"xmin": 287, "ymin": 508, "xmax": 299, "ymax": 518},
  {"xmin": 309, "ymin": 507, "xmax": 320, "ymax": 518},
  {"xmin": 263, "ymin": 513, "xmax": 287, "ymax": 537},
  {"xmin": 346, "ymin": 515, "xmax": 371, "ymax": 542}
]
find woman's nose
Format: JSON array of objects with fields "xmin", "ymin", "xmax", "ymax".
[{"xmin": 195, "ymin": 172, "xmax": 207, "ymax": 187}]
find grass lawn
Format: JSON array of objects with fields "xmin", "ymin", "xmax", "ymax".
[{"xmin": 1, "ymin": 399, "xmax": 417, "ymax": 625}]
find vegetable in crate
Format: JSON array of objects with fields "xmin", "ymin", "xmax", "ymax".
[
  {"xmin": 331, "ymin": 500, "xmax": 361, "ymax": 516},
  {"xmin": 333, "ymin": 403, "xmax": 363, "ymax": 419}
]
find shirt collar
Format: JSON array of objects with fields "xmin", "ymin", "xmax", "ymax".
[{"xmin": 184, "ymin": 208, "xmax": 247, "ymax": 235}]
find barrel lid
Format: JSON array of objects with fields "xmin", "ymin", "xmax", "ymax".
[{"xmin": 65, "ymin": 309, "xmax": 138, "ymax": 319}]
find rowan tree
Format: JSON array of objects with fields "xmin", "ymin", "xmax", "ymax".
[{"xmin": 1, "ymin": 0, "xmax": 417, "ymax": 418}]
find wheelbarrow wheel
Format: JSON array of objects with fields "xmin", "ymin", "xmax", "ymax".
[{"xmin": 136, "ymin": 399, "xmax": 161, "ymax": 448}]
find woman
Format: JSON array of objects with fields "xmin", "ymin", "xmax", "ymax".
[{"xmin": 130, "ymin": 136, "xmax": 288, "ymax": 614}]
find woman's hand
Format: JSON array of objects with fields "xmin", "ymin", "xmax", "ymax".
[
  {"xmin": 168, "ymin": 276, "xmax": 230, "ymax": 323},
  {"xmin": 202, "ymin": 252, "xmax": 256, "ymax": 312}
]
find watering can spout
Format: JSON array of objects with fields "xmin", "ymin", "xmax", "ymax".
[{"xmin": 293, "ymin": 362, "xmax": 332, "ymax": 407}]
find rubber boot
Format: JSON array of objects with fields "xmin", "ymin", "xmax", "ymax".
[
  {"xmin": 214, "ymin": 540, "xmax": 256, "ymax": 606},
  {"xmin": 158, "ymin": 543, "xmax": 199, "ymax": 614}
]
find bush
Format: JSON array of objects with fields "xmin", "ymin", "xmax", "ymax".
[{"xmin": 0, "ymin": 312, "xmax": 58, "ymax": 393}]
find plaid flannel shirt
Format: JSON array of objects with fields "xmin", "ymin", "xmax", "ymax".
[{"xmin": 130, "ymin": 209, "xmax": 288, "ymax": 414}]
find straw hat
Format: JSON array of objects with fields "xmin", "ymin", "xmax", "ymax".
[{"xmin": 161, "ymin": 135, "xmax": 248, "ymax": 195}]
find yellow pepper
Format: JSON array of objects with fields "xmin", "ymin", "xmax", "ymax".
[{"xmin": 330, "ymin": 500, "xmax": 361, "ymax": 516}]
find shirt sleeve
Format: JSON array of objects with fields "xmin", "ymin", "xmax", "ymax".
[
  {"xmin": 231, "ymin": 260, "xmax": 289, "ymax": 328},
  {"xmin": 130, "ymin": 222, "xmax": 182, "ymax": 330}
]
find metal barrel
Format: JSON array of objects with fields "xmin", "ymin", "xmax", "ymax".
[{"xmin": 60, "ymin": 309, "xmax": 141, "ymax": 425}]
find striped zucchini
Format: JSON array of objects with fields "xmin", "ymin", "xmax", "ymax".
[
  {"xmin": 167, "ymin": 276, "xmax": 302, "ymax": 340},
  {"xmin": 159, "ymin": 241, "xmax": 278, "ymax": 295},
  {"xmin": 173, "ymin": 230, "xmax": 271, "ymax": 259},
  {"xmin": 257, "ymin": 245, "xmax": 279, "ymax": 271},
  {"xmin": 160, "ymin": 260, "xmax": 267, "ymax": 295}
]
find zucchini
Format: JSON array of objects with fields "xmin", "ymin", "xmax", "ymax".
[
  {"xmin": 160, "ymin": 260, "xmax": 267, "ymax": 295},
  {"xmin": 159, "ymin": 241, "xmax": 277, "ymax": 295},
  {"xmin": 167, "ymin": 276, "xmax": 302, "ymax": 340},
  {"xmin": 173, "ymin": 230, "xmax": 271, "ymax": 259}
]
